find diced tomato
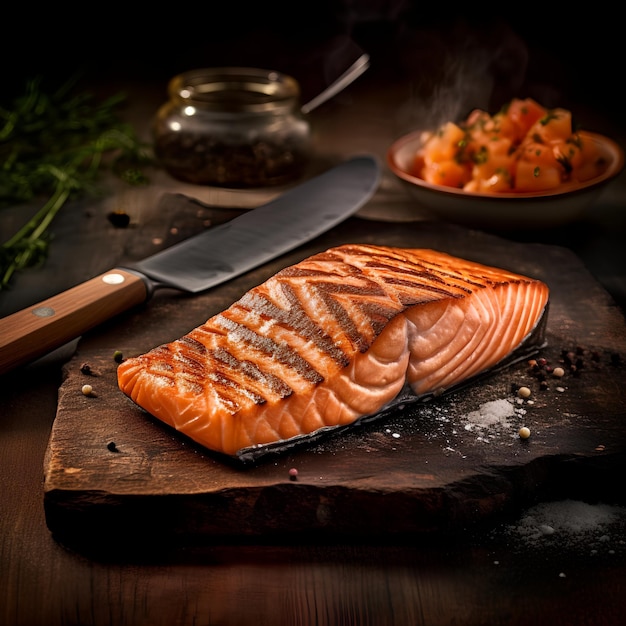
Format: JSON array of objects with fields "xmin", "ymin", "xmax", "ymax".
[
  {"xmin": 422, "ymin": 159, "xmax": 470, "ymax": 188},
  {"xmin": 470, "ymin": 137, "xmax": 515, "ymax": 183},
  {"xmin": 412, "ymin": 97, "xmax": 603, "ymax": 195},
  {"xmin": 513, "ymin": 141, "xmax": 563, "ymax": 191},
  {"xmin": 552, "ymin": 138, "xmax": 583, "ymax": 181},
  {"xmin": 518, "ymin": 141, "xmax": 556, "ymax": 165},
  {"xmin": 515, "ymin": 160, "xmax": 562, "ymax": 191},
  {"xmin": 421, "ymin": 122, "xmax": 466, "ymax": 164},
  {"xmin": 504, "ymin": 98, "xmax": 548, "ymax": 140},
  {"xmin": 410, "ymin": 153, "xmax": 427, "ymax": 178},
  {"xmin": 569, "ymin": 134, "xmax": 606, "ymax": 181},
  {"xmin": 472, "ymin": 169, "xmax": 513, "ymax": 193},
  {"xmin": 463, "ymin": 179, "xmax": 480, "ymax": 192},
  {"xmin": 491, "ymin": 111, "xmax": 518, "ymax": 141},
  {"xmin": 528, "ymin": 108, "xmax": 573, "ymax": 144},
  {"xmin": 465, "ymin": 109, "xmax": 491, "ymax": 130}
]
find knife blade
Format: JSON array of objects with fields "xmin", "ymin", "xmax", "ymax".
[{"xmin": 0, "ymin": 155, "xmax": 380, "ymax": 376}]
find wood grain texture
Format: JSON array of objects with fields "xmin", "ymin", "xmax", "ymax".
[
  {"xmin": 0, "ymin": 269, "xmax": 147, "ymax": 375},
  {"xmin": 42, "ymin": 220, "xmax": 626, "ymax": 551}
]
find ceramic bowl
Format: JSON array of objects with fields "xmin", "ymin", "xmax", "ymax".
[{"xmin": 387, "ymin": 129, "xmax": 624, "ymax": 229}]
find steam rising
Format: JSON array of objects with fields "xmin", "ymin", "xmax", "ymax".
[{"xmin": 397, "ymin": 21, "xmax": 529, "ymax": 132}]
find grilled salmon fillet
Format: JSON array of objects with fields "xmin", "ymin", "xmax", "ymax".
[{"xmin": 117, "ymin": 245, "xmax": 549, "ymax": 458}]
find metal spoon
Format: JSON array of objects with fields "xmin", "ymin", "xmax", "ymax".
[{"xmin": 301, "ymin": 52, "xmax": 370, "ymax": 115}]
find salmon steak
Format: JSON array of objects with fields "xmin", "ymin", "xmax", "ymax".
[{"xmin": 117, "ymin": 245, "xmax": 550, "ymax": 459}]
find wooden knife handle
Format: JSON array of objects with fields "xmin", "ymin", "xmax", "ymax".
[{"xmin": 0, "ymin": 269, "xmax": 149, "ymax": 376}]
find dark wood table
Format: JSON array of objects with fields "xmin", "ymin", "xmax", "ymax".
[{"xmin": 2, "ymin": 37, "xmax": 626, "ymax": 625}]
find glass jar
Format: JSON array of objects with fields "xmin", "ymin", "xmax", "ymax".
[{"xmin": 153, "ymin": 67, "xmax": 311, "ymax": 188}]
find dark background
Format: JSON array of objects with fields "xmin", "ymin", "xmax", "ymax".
[{"xmin": 2, "ymin": 3, "xmax": 623, "ymax": 131}]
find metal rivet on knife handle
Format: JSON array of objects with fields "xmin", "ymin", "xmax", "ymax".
[
  {"xmin": 32, "ymin": 307, "xmax": 56, "ymax": 318},
  {"xmin": 0, "ymin": 270, "xmax": 148, "ymax": 376}
]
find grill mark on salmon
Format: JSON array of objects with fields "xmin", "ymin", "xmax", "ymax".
[
  {"xmin": 213, "ymin": 314, "xmax": 324, "ymax": 385},
  {"xmin": 118, "ymin": 245, "xmax": 549, "ymax": 459},
  {"xmin": 238, "ymin": 290, "xmax": 349, "ymax": 366},
  {"xmin": 212, "ymin": 347, "xmax": 293, "ymax": 399}
]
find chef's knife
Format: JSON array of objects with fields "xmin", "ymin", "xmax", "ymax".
[{"xmin": 0, "ymin": 155, "xmax": 380, "ymax": 375}]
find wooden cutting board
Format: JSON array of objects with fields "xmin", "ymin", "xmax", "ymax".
[{"xmin": 43, "ymin": 219, "xmax": 626, "ymax": 550}]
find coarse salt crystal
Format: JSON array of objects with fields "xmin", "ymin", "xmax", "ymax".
[
  {"xmin": 464, "ymin": 398, "xmax": 515, "ymax": 430},
  {"xmin": 504, "ymin": 500, "xmax": 626, "ymax": 550}
]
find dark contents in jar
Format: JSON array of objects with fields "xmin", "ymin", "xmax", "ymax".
[{"xmin": 155, "ymin": 131, "xmax": 310, "ymax": 187}]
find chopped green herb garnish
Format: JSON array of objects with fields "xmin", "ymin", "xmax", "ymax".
[
  {"xmin": 0, "ymin": 76, "xmax": 152, "ymax": 289},
  {"xmin": 567, "ymin": 134, "xmax": 583, "ymax": 149},
  {"xmin": 472, "ymin": 145, "xmax": 489, "ymax": 165},
  {"xmin": 556, "ymin": 153, "xmax": 573, "ymax": 174},
  {"xmin": 539, "ymin": 110, "xmax": 560, "ymax": 126}
]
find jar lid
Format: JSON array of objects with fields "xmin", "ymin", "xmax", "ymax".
[{"xmin": 169, "ymin": 67, "xmax": 301, "ymax": 113}]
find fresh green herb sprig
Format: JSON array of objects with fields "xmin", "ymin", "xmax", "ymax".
[{"xmin": 0, "ymin": 76, "xmax": 152, "ymax": 289}]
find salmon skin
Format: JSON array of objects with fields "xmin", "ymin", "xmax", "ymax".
[{"xmin": 117, "ymin": 245, "xmax": 549, "ymax": 461}]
